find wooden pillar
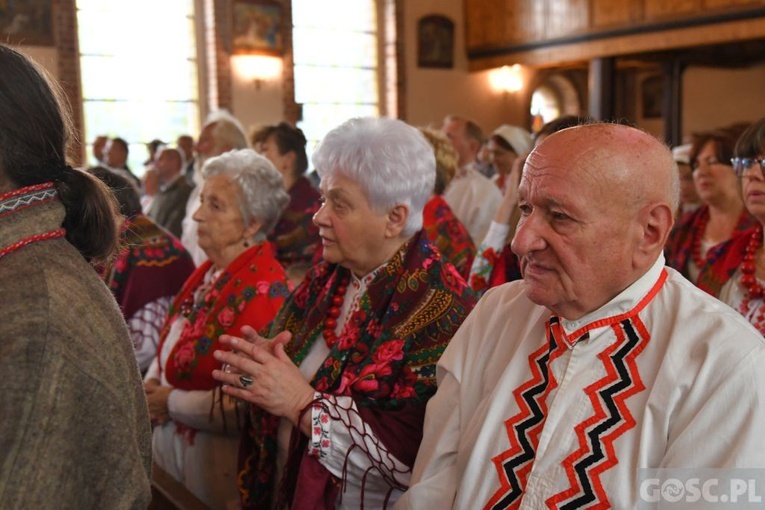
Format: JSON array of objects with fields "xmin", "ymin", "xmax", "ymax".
[
  {"xmin": 588, "ymin": 57, "xmax": 615, "ymax": 121},
  {"xmin": 663, "ymin": 60, "xmax": 684, "ymax": 146}
]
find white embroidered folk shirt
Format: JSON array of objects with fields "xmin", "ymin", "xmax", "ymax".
[{"xmin": 397, "ymin": 255, "xmax": 765, "ymax": 510}]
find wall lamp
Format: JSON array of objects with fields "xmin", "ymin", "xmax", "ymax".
[
  {"xmin": 490, "ymin": 64, "xmax": 523, "ymax": 93},
  {"xmin": 233, "ymin": 55, "xmax": 282, "ymax": 90}
]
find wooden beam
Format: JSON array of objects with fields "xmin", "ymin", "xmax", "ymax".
[
  {"xmin": 468, "ymin": 16, "xmax": 765, "ymax": 70},
  {"xmin": 589, "ymin": 57, "xmax": 616, "ymax": 121}
]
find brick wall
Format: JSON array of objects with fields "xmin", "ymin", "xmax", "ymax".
[{"xmin": 55, "ymin": 0, "xmax": 84, "ymax": 165}]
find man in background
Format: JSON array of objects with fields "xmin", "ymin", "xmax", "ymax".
[
  {"xmin": 180, "ymin": 111, "xmax": 248, "ymax": 266},
  {"xmin": 147, "ymin": 146, "xmax": 192, "ymax": 239},
  {"xmin": 441, "ymin": 114, "xmax": 502, "ymax": 244}
]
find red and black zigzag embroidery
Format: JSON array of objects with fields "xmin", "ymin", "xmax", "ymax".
[
  {"xmin": 545, "ymin": 316, "xmax": 650, "ymax": 510},
  {"xmin": 483, "ymin": 317, "xmax": 569, "ymax": 510}
]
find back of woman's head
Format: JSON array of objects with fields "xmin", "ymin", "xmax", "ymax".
[
  {"xmin": 264, "ymin": 122, "xmax": 309, "ymax": 176},
  {"xmin": 0, "ymin": 44, "xmax": 119, "ymax": 263},
  {"xmin": 89, "ymin": 166, "xmax": 142, "ymax": 218}
]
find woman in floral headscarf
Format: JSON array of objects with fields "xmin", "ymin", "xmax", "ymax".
[
  {"xmin": 213, "ymin": 117, "xmax": 476, "ymax": 510},
  {"xmin": 143, "ymin": 149, "xmax": 292, "ymax": 510}
]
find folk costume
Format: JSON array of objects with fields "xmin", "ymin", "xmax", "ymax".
[
  {"xmin": 238, "ymin": 231, "xmax": 476, "ymax": 510},
  {"xmin": 422, "ymin": 194, "xmax": 476, "ymax": 280},
  {"xmin": 469, "ymin": 220, "xmax": 522, "ymax": 297},
  {"xmin": 443, "ymin": 163, "xmax": 502, "ymax": 245},
  {"xmin": 147, "ymin": 242, "xmax": 291, "ymax": 510},
  {"xmin": 0, "ymin": 183, "xmax": 152, "ymax": 508},
  {"xmin": 268, "ymin": 175, "xmax": 322, "ymax": 271},
  {"xmin": 398, "ymin": 255, "xmax": 765, "ymax": 509},
  {"xmin": 102, "ymin": 213, "xmax": 195, "ymax": 371},
  {"xmin": 664, "ymin": 205, "xmax": 755, "ymax": 283},
  {"xmin": 697, "ymin": 225, "xmax": 765, "ymax": 335}
]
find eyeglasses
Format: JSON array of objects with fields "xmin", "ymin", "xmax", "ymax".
[{"xmin": 731, "ymin": 157, "xmax": 765, "ymax": 177}]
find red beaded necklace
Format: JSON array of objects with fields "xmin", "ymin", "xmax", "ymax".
[
  {"xmin": 691, "ymin": 210, "xmax": 710, "ymax": 268},
  {"xmin": 741, "ymin": 226, "xmax": 764, "ymax": 299},
  {"xmin": 323, "ymin": 276, "xmax": 350, "ymax": 348}
]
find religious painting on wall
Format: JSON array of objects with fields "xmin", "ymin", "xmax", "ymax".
[
  {"xmin": 642, "ymin": 74, "xmax": 664, "ymax": 119},
  {"xmin": 232, "ymin": 0, "xmax": 284, "ymax": 55},
  {"xmin": 0, "ymin": 0, "xmax": 54, "ymax": 46},
  {"xmin": 417, "ymin": 14, "xmax": 454, "ymax": 69}
]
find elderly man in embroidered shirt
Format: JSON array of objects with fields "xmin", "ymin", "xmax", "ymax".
[{"xmin": 396, "ymin": 122, "xmax": 765, "ymax": 509}]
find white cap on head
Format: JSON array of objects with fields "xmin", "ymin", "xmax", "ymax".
[
  {"xmin": 492, "ymin": 125, "xmax": 533, "ymax": 155},
  {"xmin": 672, "ymin": 144, "xmax": 692, "ymax": 165}
]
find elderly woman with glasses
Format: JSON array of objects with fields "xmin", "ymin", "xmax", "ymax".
[
  {"xmin": 695, "ymin": 117, "xmax": 765, "ymax": 335},
  {"xmin": 144, "ymin": 149, "xmax": 292, "ymax": 510},
  {"xmin": 212, "ymin": 117, "xmax": 476, "ymax": 510},
  {"xmin": 665, "ymin": 123, "xmax": 756, "ymax": 283}
]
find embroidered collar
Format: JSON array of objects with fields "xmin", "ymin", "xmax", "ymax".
[
  {"xmin": 555, "ymin": 255, "xmax": 668, "ymax": 348},
  {"xmin": 0, "ymin": 182, "xmax": 58, "ymax": 220}
]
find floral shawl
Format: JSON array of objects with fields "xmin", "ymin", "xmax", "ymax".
[
  {"xmin": 422, "ymin": 195, "xmax": 476, "ymax": 280},
  {"xmin": 268, "ymin": 176, "xmax": 322, "ymax": 269},
  {"xmin": 238, "ymin": 230, "xmax": 476, "ymax": 509},
  {"xmin": 696, "ymin": 226, "xmax": 758, "ymax": 297},
  {"xmin": 469, "ymin": 243, "xmax": 522, "ymax": 296},
  {"xmin": 102, "ymin": 214, "xmax": 194, "ymax": 321},
  {"xmin": 665, "ymin": 205, "xmax": 756, "ymax": 279},
  {"xmin": 158, "ymin": 243, "xmax": 292, "ymax": 391}
]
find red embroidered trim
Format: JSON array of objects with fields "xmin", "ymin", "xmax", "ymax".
[
  {"xmin": 0, "ymin": 228, "xmax": 66, "ymax": 262},
  {"xmin": 0, "ymin": 181, "xmax": 55, "ymax": 200},
  {"xmin": 546, "ymin": 316, "xmax": 650, "ymax": 509},
  {"xmin": 555, "ymin": 269, "xmax": 667, "ymax": 348},
  {"xmin": 483, "ymin": 318, "xmax": 568, "ymax": 510}
]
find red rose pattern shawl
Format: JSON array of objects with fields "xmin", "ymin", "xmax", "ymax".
[
  {"xmin": 158, "ymin": 242, "xmax": 292, "ymax": 392},
  {"xmin": 422, "ymin": 194, "xmax": 476, "ymax": 280},
  {"xmin": 238, "ymin": 231, "xmax": 476, "ymax": 509}
]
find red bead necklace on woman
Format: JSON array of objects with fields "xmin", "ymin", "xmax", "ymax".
[
  {"xmin": 690, "ymin": 210, "xmax": 711, "ymax": 268},
  {"xmin": 323, "ymin": 276, "xmax": 350, "ymax": 348},
  {"xmin": 741, "ymin": 226, "xmax": 765, "ymax": 299}
]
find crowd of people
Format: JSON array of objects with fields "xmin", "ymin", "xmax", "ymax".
[{"xmin": 2, "ymin": 42, "xmax": 765, "ymax": 510}]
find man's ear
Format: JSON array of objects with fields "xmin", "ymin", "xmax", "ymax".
[
  {"xmin": 635, "ymin": 202, "xmax": 674, "ymax": 266},
  {"xmin": 385, "ymin": 204, "xmax": 409, "ymax": 238}
]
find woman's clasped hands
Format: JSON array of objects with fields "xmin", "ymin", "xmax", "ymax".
[{"xmin": 212, "ymin": 325, "xmax": 316, "ymax": 431}]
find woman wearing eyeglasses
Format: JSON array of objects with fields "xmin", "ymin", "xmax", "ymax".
[
  {"xmin": 665, "ymin": 123, "xmax": 755, "ymax": 283},
  {"xmin": 696, "ymin": 118, "xmax": 765, "ymax": 335}
]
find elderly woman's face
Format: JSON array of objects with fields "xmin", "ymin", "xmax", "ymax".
[
  {"xmin": 313, "ymin": 173, "xmax": 392, "ymax": 276},
  {"xmin": 193, "ymin": 174, "xmax": 248, "ymax": 259}
]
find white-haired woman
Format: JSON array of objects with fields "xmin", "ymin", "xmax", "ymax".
[
  {"xmin": 144, "ymin": 149, "xmax": 292, "ymax": 510},
  {"xmin": 212, "ymin": 117, "xmax": 476, "ymax": 509}
]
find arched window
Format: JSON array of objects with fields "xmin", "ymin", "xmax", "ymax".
[{"xmin": 530, "ymin": 74, "xmax": 582, "ymax": 132}]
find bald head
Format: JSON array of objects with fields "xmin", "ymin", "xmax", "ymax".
[
  {"xmin": 512, "ymin": 123, "xmax": 677, "ymax": 319},
  {"xmin": 535, "ymin": 123, "xmax": 678, "ymax": 216}
]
